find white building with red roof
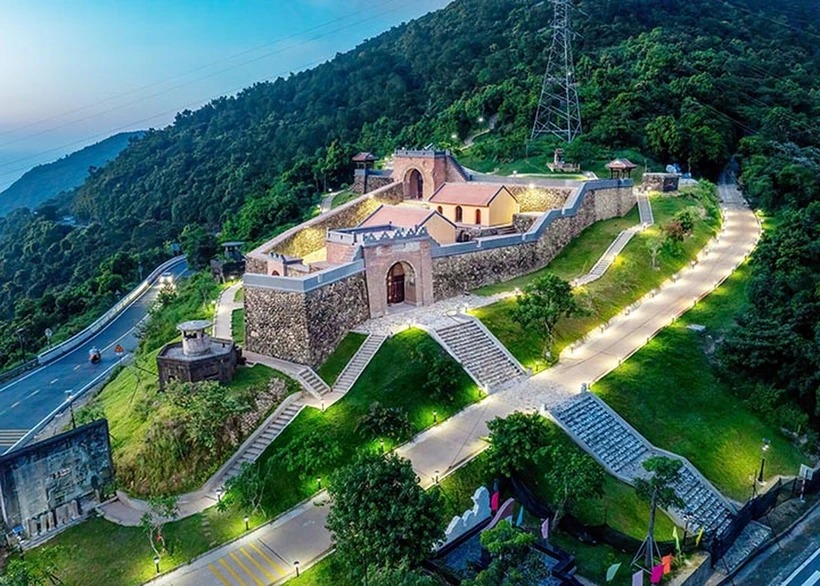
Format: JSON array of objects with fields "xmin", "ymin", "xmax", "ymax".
[{"xmin": 429, "ymin": 183, "xmax": 519, "ymax": 226}]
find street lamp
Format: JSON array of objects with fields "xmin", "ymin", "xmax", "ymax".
[
  {"xmin": 65, "ymin": 391, "xmax": 76, "ymax": 430},
  {"xmin": 244, "ymin": 516, "xmax": 249, "ymax": 531},
  {"xmin": 216, "ymin": 487, "xmax": 223, "ymax": 502},
  {"xmin": 433, "ymin": 410, "xmax": 438, "ymax": 424},
  {"xmin": 758, "ymin": 438, "xmax": 771, "ymax": 484},
  {"xmin": 434, "ymin": 470, "xmax": 440, "ymax": 485},
  {"xmin": 317, "ymin": 476, "xmax": 322, "ymax": 490},
  {"xmin": 294, "ymin": 560, "xmax": 300, "ymax": 577},
  {"xmin": 379, "ymin": 438, "xmax": 385, "ymax": 454},
  {"xmin": 15, "ymin": 327, "xmax": 25, "ymax": 362},
  {"xmin": 153, "ymin": 555, "xmax": 160, "ymax": 574}
]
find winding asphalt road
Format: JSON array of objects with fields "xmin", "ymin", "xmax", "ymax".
[{"xmin": 0, "ymin": 259, "xmax": 188, "ymax": 453}]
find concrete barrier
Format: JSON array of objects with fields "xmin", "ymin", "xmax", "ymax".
[{"xmin": 37, "ymin": 255, "xmax": 186, "ymax": 365}]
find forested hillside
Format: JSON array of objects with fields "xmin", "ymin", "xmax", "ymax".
[
  {"xmin": 0, "ymin": 0, "xmax": 817, "ymax": 403},
  {"xmin": 0, "ymin": 131, "xmax": 143, "ymax": 217}
]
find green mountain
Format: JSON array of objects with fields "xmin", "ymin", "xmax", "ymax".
[
  {"xmin": 0, "ymin": 131, "xmax": 143, "ymax": 216},
  {"xmin": 0, "ymin": 0, "xmax": 817, "ymax": 414}
]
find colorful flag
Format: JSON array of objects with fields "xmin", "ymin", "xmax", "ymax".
[
  {"xmin": 516, "ymin": 505, "xmax": 524, "ymax": 527},
  {"xmin": 673, "ymin": 526, "xmax": 680, "ymax": 552},
  {"xmin": 632, "ymin": 570, "xmax": 644, "ymax": 586},
  {"xmin": 606, "ymin": 562, "xmax": 621, "ymax": 582},
  {"xmin": 650, "ymin": 564, "xmax": 664, "ymax": 584},
  {"xmin": 491, "ymin": 491, "xmax": 500, "ymax": 512},
  {"xmin": 662, "ymin": 554, "xmax": 673, "ymax": 575},
  {"xmin": 541, "ymin": 518, "xmax": 550, "ymax": 540},
  {"xmin": 695, "ymin": 526, "xmax": 705, "ymax": 547}
]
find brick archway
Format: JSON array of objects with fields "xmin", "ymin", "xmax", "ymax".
[
  {"xmin": 386, "ymin": 261, "xmax": 416, "ymax": 305},
  {"xmin": 404, "ymin": 168, "xmax": 424, "ymax": 199}
]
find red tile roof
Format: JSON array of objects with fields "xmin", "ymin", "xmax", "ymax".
[
  {"xmin": 352, "ymin": 152, "xmax": 378, "ymax": 162},
  {"xmin": 428, "ymin": 183, "xmax": 515, "ymax": 206},
  {"xmin": 359, "ymin": 205, "xmax": 440, "ymax": 229}
]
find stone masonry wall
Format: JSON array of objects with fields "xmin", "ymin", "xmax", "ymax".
[
  {"xmin": 353, "ymin": 173, "xmax": 394, "ymax": 194},
  {"xmin": 246, "ymin": 256, "xmax": 267, "ymax": 274},
  {"xmin": 432, "ymin": 185, "xmax": 633, "ymax": 299},
  {"xmin": 506, "ymin": 185, "xmax": 571, "ymax": 212},
  {"xmin": 245, "ymin": 272, "xmax": 370, "ymax": 366}
]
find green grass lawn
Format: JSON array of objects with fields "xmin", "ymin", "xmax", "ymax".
[
  {"xmin": 473, "ymin": 192, "xmax": 720, "ymax": 371},
  {"xmin": 317, "ymin": 331, "xmax": 367, "ymax": 385},
  {"xmin": 231, "ymin": 307, "xmax": 245, "ymax": 345},
  {"xmin": 234, "ymin": 286, "xmax": 244, "ymax": 302},
  {"xmin": 81, "ymin": 358, "xmax": 293, "ymax": 496},
  {"xmin": 255, "ymin": 328, "xmax": 479, "ymax": 517},
  {"xmin": 593, "ymin": 263, "xmax": 808, "ymax": 502},
  {"xmin": 330, "ymin": 188, "xmax": 361, "ymax": 209},
  {"xmin": 22, "ymin": 505, "xmax": 269, "ymax": 586}
]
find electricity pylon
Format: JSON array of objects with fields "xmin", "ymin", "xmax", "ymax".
[{"xmin": 530, "ymin": 0, "xmax": 582, "ymax": 143}]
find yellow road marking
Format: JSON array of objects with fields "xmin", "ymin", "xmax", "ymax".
[
  {"xmin": 230, "ymin": 552, "xmax": 264, "ymax": 586},
  {"xmin": 207, "ymin": 563, "xmax": 232, "ymax": 586},
  {"xmin": 250, "ymin": 542, "xmax": 285, "ymax": 576},
  {"xmin": 241, "ymin": 547, "xmax": 275, "ymax": 581},
  {"xmin": 219, "ymin": 558, "xmax": 247, "ymax": 586}
]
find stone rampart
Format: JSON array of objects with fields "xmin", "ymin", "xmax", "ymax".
[
  {"xmin": 432, "ymin": 185, "xmax": 632, "ymax": 298},
  {"xmin": 246, "ymin": 182, "xmax": 403, "ymax": 270},
  {"xmin": 506, "ymin": 185, "xmax": 570, "ymax": 212},
  {"xmin": 245, "ymin": 272, "xmax": 370, "ymax": 366},
  {"xmin": 353, "ymin": 171, "xmax": 394, "ymax": 194}
]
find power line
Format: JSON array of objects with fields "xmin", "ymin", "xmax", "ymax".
[
  {"xmin": 0, "ymin": 0, "xmax": 408, "ymax": 153},
  {"xmin": 0, "ymin": 2, "xmax": 413, "ymax": 185},
  {"xmin": 0, "ymin": 0, "xmax": 403, "ymax": 141}
]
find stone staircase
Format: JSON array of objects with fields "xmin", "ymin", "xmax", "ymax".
[
  {"xmin": 551, "ymin": 393, "xmax": 734, "ymax": 537},
  {"xmin": 333, "ymin": 334, "xmax": 387, "ymax": 393},
  {"xmin": 434, "ymin": 320, "xmax": 526, "ymax": 390},
  {"xmin": 219, "ymin": 398, "xmax": 304, "ymax": 483},
  {"xmin": 296, "ymin": 367, "xmax": 331, "ymax": 398},
  {"xmin": 573, "ymin": 227, "xmax": 639, "ymax": 287},
  {"xmin": 637, "ymin": 192, "xmax": 654, "ymax": 226},
  {"xmin": 493, "ymin": 225, "xmax": 518, "ymax": 236}
]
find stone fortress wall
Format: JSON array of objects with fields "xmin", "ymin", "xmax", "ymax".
[{"xmin": 243, "ymin": 150, "xmax": 634, "ymax": 367}]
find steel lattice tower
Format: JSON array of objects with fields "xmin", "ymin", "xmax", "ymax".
[{"xmin": 530, "ymin": 0, "xmax": 582, "ymax": 143}]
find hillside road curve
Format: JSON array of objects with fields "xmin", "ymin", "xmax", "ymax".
[{"xmin": 0, "ymin": 259, "xmax": 188, "ymax": 453}]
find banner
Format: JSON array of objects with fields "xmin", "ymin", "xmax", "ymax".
[
  {"xmin": 541, "ymin": 518, "xmax": 549, "ymax": 540},
  {"xmin": 606, "ymin": 562, "xmax": 621, "ymax": 582},
  {"xmin": 632, "ymin": 570, "xmax": 644, "ymax": 586},
  {"xmin": 650, "ymin": 564, "xmax": 664, "ymax": 584},
  {"xmin": 673, "ymin": 526, "xmax": 680, "ymax": 552},
  {"xmin": 662, "ymin": 554, "xmax": 673, "ymax": 575},
  {"xmin": 695, "ymin": 526, "xmax": 705, "ymax": 547},
  {"xmin": 516, "ymin": 506, "xmax": 524, "ymax": 527}
]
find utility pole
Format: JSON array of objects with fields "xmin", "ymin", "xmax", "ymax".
[{"xmin": 531, "ymin": 0, "xmax": 582, "ymax": 143}]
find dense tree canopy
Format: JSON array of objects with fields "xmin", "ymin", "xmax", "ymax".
[{"xmin": 0, "ymin": 0, "xmax": 816, "ymax": 375}]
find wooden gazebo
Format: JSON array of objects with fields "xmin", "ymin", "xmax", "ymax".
[
  {"xmin": 352, "ymin": 152, "xmax": 378, "ymax": 170},
  {"xmin": 606, "ymin": 158, "xmax": 637, "ymax": 179}
]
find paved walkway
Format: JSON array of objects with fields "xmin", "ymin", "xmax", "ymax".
[
  {"xmin": 147, "ymin": 185, "xmax": 760, "ymax": 585},
  {"xmin": 214, "ymin": 282, "xmax": 243, "ymax": 340}
]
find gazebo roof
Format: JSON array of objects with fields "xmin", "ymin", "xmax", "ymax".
[
  {"xmin": 606, "ymin": 158, "xmax": 637, "ymax": 170},
  {"xmin": 352, "ymin": 152, "xmax": 378, "ymax": 163}
]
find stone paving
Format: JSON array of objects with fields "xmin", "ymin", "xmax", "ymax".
[{"xmin": 213, "ymin": 282, "xmax": 242, "ymax": 340}]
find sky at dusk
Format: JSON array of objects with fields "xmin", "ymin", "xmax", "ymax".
[{"xmin": 0, "ymin": 0, "xmax": 451, "ymax": 191}]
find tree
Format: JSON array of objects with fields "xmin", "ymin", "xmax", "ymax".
[
  {"xmin": 646, "ymin": 236, "xmax": 663, "ymax": 270},
  {"xmin": 633, "ymin": 457, "xmax": 684, "ymax": 569},
  {"xmin": 221, "ymin": 461, "xmax": 271, "ymax": 517},
  {"xmin": 356, "ymin": 402, "xmax": 413, "ymax": 441},
  {"xmin": 369, "ymin": 565, "xmax": 442, "ymax": 586},
  {"xmin": 326, "ymin": 453, "xmax": 444, "ymax": 582},
  {"xmin": 486, "ymin": 412, "xmax": 551, "ymax": 478},
  {"xmin": 179, "ymin": 224, "xmax": 217, "ymax": 270},
  {"xmin": 0, "ymin": 547, "xmax": 65, "ymax": 586},
  {"xmin": 465, "ymin": 523, "xmax": 548, "ymax": 586},
  {"xmin": 511, "ymin": 273, "xmax": 580, "ymax": 359},
  {"xmin": 415, "ymin": 346, "xmax": 462, "ymax": 403},
  {"xmin": 281, "ymin": 428, "xmax": 342, "ymax": 479},
  {"xmin": 140, "ymin": 495, "xmax": 180, "ymax": 559},
  {"xmin": 545, "ymin": 449, "xmax": 605, "ymax": 528}
]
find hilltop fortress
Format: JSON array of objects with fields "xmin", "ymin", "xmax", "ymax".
[{"xmin": 244, "ymin": 150, "xmax": 634, "ymax": 366}]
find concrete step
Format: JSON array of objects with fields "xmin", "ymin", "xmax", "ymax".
[{"xmin": 333, "ymin": 334, "xmax": 387, "ymax": 393}]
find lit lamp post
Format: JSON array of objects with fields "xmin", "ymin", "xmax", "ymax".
[
  {"xmin": 216, "ymin": 487, "xmax": 223, "ymax": 502},
  {"xmin": 379, "ymin": 438, "xmax": 385, "ymax": 454},
  {"xmin": 433, "ymin": 410, "xmax": 438, "ymax": 425},
  {"xmin": 758, "ymin": 438, "xmax": 771, "ymax": 484},
  {"xmin": 317, "ymin": 476, "xmax": 322, "ymax": 490},
  {"xmin": 244, "ymin": 516, "xmax": 249, "ymax": 531},
  {"xmin": 153, "ymin": 555, "xmax": 160, "ymax": 574},
  {"xmin": 434, "ymin": 470, "xmax": 440, "ymax": 485},
  {"xmin": 294, "ymin": 560, "xmax": 300, "ymax": 577},
  {"xmin": 65, "ymin": 390, "xmax": 76, "ymax": 430}
]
